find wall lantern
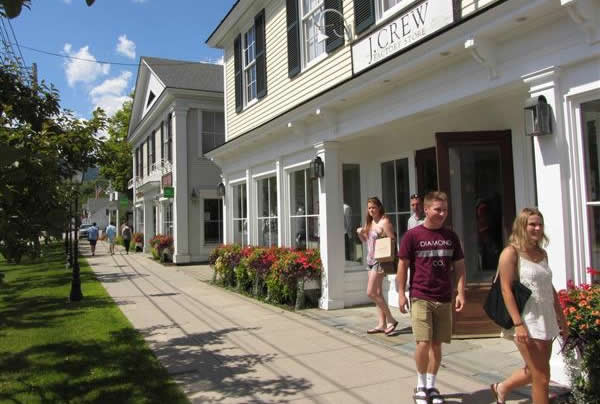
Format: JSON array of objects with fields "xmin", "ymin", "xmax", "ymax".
[
  {"xmin": 524, "ymin": 95, "xmax": 553, "ymax": 136},
  {"xmin": 190, "ymin": 188, "xmax": 199, "ymax": 201},
  {"xmin": 216, "ymin": 182, "xmax": 226, "ymax": 198},
  {"xmin": 310, "ymin": 156, "xmax": 325, "ymax": 179}
]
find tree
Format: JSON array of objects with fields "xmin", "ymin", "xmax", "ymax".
[
  {"xmin": 98, "ymin": 97, "xmax": 133, "ymax": 193},
  {"xmin": 0, "ymin": 62, "xmax": 106, "ymax": 262},
  {"xmin": 1, "ymin": 0, "xmax": 95, "ymax": 18}
]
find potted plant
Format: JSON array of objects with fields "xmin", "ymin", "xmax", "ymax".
[{"xmin": 133, "ymin": 232, "xmax": 144, "ymax": 252}]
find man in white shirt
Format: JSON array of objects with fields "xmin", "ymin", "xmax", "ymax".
[{"xmin": 407, "ymin": 194, "xmax": 425, "ymax": 230}]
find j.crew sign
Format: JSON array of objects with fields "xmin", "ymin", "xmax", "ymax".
[{"xmin": 352, "ymin": 0, "xmax": 454, "ymax": 73}]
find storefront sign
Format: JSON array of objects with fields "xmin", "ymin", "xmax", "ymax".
[
  {"xmin": 163, "ymin": 187, "xmax": 174, "ymax": 198},
  {"xmin": 162, "ymin": 173, "xmax": 172, "ymax": 187},
  {"xmin": 352, "ymin": 0, "xmax": 454, "ymax": 73},
  {"xmin": 119, "ymin": 195, "xmax": 129, "ymax": 208}
]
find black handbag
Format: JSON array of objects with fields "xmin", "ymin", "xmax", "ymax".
[{"xmin": 484, "ymin": 253, "xmax": 532, "ymax": 329}]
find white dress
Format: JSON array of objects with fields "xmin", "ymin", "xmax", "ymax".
[{"xmin": 501, "ymin": 255, "xmax": 560, "ymax": 341}]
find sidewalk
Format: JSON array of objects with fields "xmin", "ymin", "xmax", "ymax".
[{"xmin": 85, "ymin": 241, "xmax": 568, "ymax": 403}]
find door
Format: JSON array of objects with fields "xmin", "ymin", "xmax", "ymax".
[
  {"xmin": 436, "ymin": 130, "xmax": 516, "ymax": 337},
  {"xmin": 415, "ymin": 147, "xmax": 438, "ymax": 197}
]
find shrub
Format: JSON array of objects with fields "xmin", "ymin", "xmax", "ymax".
[
  {"xmin": 558, "ymin": 277, "xmax": 600, "ymax": 403},
  {"xmin": 149, "ymin": 235, "xmax": 174, "ymax": 263},
  {"xmin": 133, "ymin": 232, "xmax": 143, "ymax": 244},
  {"xmin": 151, "ymin": 247, "xmax": 160, "ymax": 260}
]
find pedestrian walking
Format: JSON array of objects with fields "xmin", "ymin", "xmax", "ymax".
[
  {"xmin": 490, "ymin": 208, "xmax": 568, "ymax": 404},
  {"xmin": 396, "ymin": 191, "xmax": 466, "ymax": 404},
  {"xmin": 87, "ymin": 222, "xmax": 99, "ymax": 256},
  {"xmin": 407, "ymin": 193, "xmax": 425, "ymax": 230},
  {"xmin": 105, "ymin": 222, "xmax": 117, "ymax": 255},
  {"xmin": 121, "ymin": 223, "xmax": 132, "ymax": 255},
  {"xmin": 357, "ymin": 196, "xmax": 398, "ymax": 336}
]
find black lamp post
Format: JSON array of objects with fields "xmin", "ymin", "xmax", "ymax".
[
  {"xmin": 70, "ymin": 170, "xmax": 84, "ymax": 302},
  {"xmin": 66, "ymin": 200, "xmax": 72, "ymax": 268}
]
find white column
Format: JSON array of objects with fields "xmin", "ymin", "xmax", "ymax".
[
  {"xmin": 523, "ymin": 66, "xmax": 570, "ymax": 386},
  {"xmin": 315, "ymin": 141, "xmax": 345, "ymax": 310},
  {"xmin": 172, "ymin": 107, "xmax": 190, "ymax": 263},
  {"xmin": 276, "ymin": 159, "xmax": 284, "ymax": 247},
  {"xmin": 246, "ymin": 168, "xmax": 252, "ymax": 246},
  {"xmin": 222, "ymin": 176, "xmax": 229, "ymax": 244},
  {"xmin": 143, "ymin": 199, "xmax": 153, "ymax": 253}
]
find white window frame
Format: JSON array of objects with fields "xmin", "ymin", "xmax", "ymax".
[
  {"xmin": 231, "ymin": 182, "xmax": 249, "ymax": 246},
  {"xmin": 289, "ymin": 167, "xmax": 320, "ymax": 249},
  {"xmin": 163, "ymin": 201, "xmax": 173, "ymax": 236},
  {"xmin": 243, "ymin": 24, "xmax": 258, "ymax": 107},
  {"xmin": 299, "ymin": 0, "xmax": 326, "ymax": 69},
  {"xmin": 376, "ymin": 0, "xmax": 419, "ymax": 22},
  {"xmin": 256, "ymin": 175, "xmax": 278, "ymax": 247}
]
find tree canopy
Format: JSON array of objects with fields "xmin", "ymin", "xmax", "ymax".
[{"xmin": 0, "ymin": 62, "xmax": 106, "ymax": 262}]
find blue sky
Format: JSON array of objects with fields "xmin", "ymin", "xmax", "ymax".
[{"xmin": 11, "ymin": 0, "xmax": 236, "ymax": 118}]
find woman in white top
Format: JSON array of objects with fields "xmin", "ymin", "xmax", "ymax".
[{"xmin": 490, "ymin": 208, "xmax": 568, "ymax": 404}]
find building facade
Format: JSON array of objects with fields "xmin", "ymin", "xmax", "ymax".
[
  {"xmin": 207, "ymin": 0, "xmax": 600, "ymax": 383},
  {"xmin": 128, "ymin": 57, "xmax": 225, "ymax": 263}
]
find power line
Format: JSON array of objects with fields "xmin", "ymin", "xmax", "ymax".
[
  {"xmin": 12, "ymin": 42, "xmax": 223, "ymax": 67},
  {"xmin": 7, "ymin": 18, "xmax": 26, "ymax": 67}
]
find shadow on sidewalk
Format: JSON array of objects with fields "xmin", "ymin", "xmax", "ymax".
[{"xmin": 140, "ymin": 325, "xmax": 313, "ymax": 402}]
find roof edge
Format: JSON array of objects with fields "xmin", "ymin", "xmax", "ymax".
[{"xmin": 206, "ymin": 0, "xmax": 244, "ymax": 47}]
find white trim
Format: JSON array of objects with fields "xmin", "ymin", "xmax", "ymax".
[
  {"xmin": 252, "ymin": 168, "xmax": 277, "ymax": 180},
  {"xmin": 283, "ymin": 160, "xmax": 312, "ymax": 172}
]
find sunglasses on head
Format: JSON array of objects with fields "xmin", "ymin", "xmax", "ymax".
[{"xmin": 411, "ymin": 194, "xmax": 420, "ymax": 199}]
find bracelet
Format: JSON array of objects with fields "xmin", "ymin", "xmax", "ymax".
[{"xmin": 513, "ymin": 322, "xmax": 524, "ymax": 327}]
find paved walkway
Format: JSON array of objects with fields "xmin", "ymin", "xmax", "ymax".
[{"xmin": 83, "ymin": 242, "xmax": 568, "ymax": 403}]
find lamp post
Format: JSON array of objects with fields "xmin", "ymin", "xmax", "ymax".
[
  {"xmin": 70, "ymin": 170, "xmax": 84, "ymax": 302},
  {"xmin": 66, "ymin": 199, "xmax": 72, "ymax": 268}
]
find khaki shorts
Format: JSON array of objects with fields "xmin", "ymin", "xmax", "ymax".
[{"xmin": 410, "ymin": 298, "xmax": 452, "ymax": 343}]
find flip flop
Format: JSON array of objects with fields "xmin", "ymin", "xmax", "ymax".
[
  {"xmin": 490, "ymin": 383, "xmax": 505, "ymax": 404},
  {"xmin": 384, "ymin": 320, "xmax": 399, "ymax": 335},
  {"xmin": 413, "ymin": 387, "xmax": 428, "ymax": 404},
  {"xmin": 367, "ymin": 327, "xmax": 385, "ymax": 334},
  {"xmin": 428, "ymin": 387, "xmax": 445, "ymax": 404}
]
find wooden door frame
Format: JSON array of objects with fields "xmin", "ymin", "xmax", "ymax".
[{"xmin": 435, "ymin": 130, "xmax": 516, "ymax": 237}]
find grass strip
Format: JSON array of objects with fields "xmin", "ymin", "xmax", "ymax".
[{"xmin": 0, "ymin": 243, "xmax": 189, "ymax": 404}]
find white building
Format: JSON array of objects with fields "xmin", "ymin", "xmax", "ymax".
[
  {"xmin": 128, "ymin": 57, "xmax": 225, "ymax": 263},
  {"xmin": 207, "ymin": 0, "xmax": 599, "ymax": 383}
]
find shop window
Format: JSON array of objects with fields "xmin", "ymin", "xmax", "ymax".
[
  {"xmin": 257, "ymin": 176, "xmax": 278, "ymax": 247},
  {"xmin": 290, "ymin": 169, "xmax": 319, "ymax": 249},
  {"xmin": 582, "ymin": 99, "xmax": 600, "ymax": 280},
  {"xmin": 136, "ymin": 207, "xmax": 144, "ymax": 235},
  {"xmin": 343, "ymin": 164, "xmax": 364, "ymax": 263},
  {"xmin": 381, "ymin": 158, "xmax": 410, "ymax": 247},
  {"xmin": 232, "ymin": 183, "xmax": 248, "ymax": 246},
  {"xmin": 204, "ymin": 199, "xmax": 223, "ymax": 244},
  {"xmin": 163, "ymin": 202, "xmax": 173, "ymax": 236},
  {"xmin": 376, "ymin": 0, "xmax": 418, "ymax": 21}
]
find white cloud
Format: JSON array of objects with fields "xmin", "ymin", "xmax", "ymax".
[
  {"xmin": 89, "ymin": 71, "xmax": 133, "ymax": 116},
  {"xmin": 132, "ymin": 0, "xmax": 147, "ymax": 3},
  {"xmin": 116, "ymin": 35, "xmax": 136, "ymax": 59},
  {"xmin": 63, "ymin": 0, "xmax": 72, "ymax": 4},
  {"xmin": 63, "ymin": 43, "xmax": 110, "ymax": 87}
]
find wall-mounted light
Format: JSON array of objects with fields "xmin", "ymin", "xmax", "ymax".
[
  {"xmin": 524, "ymin": 95, "xmax": 552, "ymax": 136},
  {"xmin": 310, "ymin": 156, "xmax": 325, "ymax": 179},
  {"xmin": 216, "ymin": 182, "xmax": 226, "ymax": 197},
  {"xmin": 190, "ymin": 188, "xmax": 198, "ymax": 200}
]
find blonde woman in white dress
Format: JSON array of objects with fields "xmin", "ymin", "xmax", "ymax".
[{"xmin": 490, "ymin": 208, "xmax": 568, "ymax": 404}]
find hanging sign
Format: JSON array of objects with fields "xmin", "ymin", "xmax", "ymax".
[
  {"xmin": 163, "ymin": 187, "xmax": 174, "ymax": 198},
  {"xmin": 352, "ymin": 0, "xmax": 454, "ymax": 73}
]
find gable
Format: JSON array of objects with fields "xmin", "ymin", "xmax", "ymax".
[{"xmin": 142, "ymin": 71, "xmax": 165, "ymax": 118}]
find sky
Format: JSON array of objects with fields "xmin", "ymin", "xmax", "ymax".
[{"xmin": 10, "ymin": 0, "xmax": 236, "ymax": 119}]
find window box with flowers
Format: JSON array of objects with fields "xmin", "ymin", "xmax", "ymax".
[{"xmin": 558, "ymin": 270, "xmax": 600, "ymax": 403}]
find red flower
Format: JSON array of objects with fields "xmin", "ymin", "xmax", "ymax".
[{"xmin": 587, "ymin": 267, "xmax": 600, "ymax": 276}]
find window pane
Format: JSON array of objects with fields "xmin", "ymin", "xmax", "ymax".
[
  {"xmin": 307, "ymin": 216, "xmax": 320, "ymax": 250},
  {"xmin": 269, "ymin": 177, "xmax": 278, "ymax": 216},
  {"xmin": 233, "ymin": 219, "xmax": 247, "ymax": 246},
  {"xmin": 307, "ymin": 174, "xmax": 319, "ymax": 215},
  {"xmin": 588, "ymin": 207, "xmax": 600, "ymax": 275},
  {"xmin": 343, "ymin": 164, "xmax": 363, "ymax": 262},
  {"xmin": 259, "ymin": 218, "xmax": 278, "ymax": 247},
  {"xmin": 583, "ymin": 102, "xmax": 600, "ymax": 201},
  {"xmin": 291, "ymin": 170, "xmax": 306, "ymax": 216},
  {"xmin": 233, "ymin": 184, "xmax": 247, "ymax": 219},
  {"xmin": 204, "ymin": 199, "xmax": 222, "ymax": 244},
  {"xmin": 291, "ymin": 217, "xmax": 306, "ymax": 249},
  {"xmin": 258, "ymin": 178, "xmax": 269, "ymax": 217},
  {"xmin": 381, "ymin": 160, "xmax": 396, "ymax": 213},
  {"xmin": 395, "ymin": 159, "xmax": 410, "ymax": 212}
]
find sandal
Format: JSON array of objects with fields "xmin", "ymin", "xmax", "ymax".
[
  {"xmin": 384, "ymin": 320, "xmax": 399, "ymax": 335},
  {"xmin": 413, "ymin": 387, "xmax": 429, "ymax": 404},
  {"xmin": 427, "ymin": 387, "xmax": 445, "ymax": 404},
  {"xmin": 490, "ymin": 383, "xmax": 505, "ymax": 404},
  {"xmin": 366, "ymin": 327, "xmax": 385, "ymax": 334}
]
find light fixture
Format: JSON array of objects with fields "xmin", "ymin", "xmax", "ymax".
[
  {"xmin": 310, "ymin": 156, "xmax": 325, "ymax": 179},
  {"xmin": 524, "ymin": 95, "xmax": 552, "ymax": 136},
  {"xmin": 190, "ymin": 188, "xmax": 198, "ymax": 200},
  {"xmin": 216, "ymin": 182, "xmax": 226, "ymax": 197}
]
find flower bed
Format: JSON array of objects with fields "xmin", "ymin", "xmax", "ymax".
[
  {"xmin": 558, "ymin": 275, "xmax": 600, "ymax": 403},
  {"xmin": 209, "ymin": 244, "xmax": 322, "ymax": 309},
  {"xmin": 149, "ymin": 234, "xmax": 174, "ymax": 263}
]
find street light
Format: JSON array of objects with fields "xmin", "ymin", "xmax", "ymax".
[{"xmin": 70, "ymin": 170, "xmax": 85, "ymax": 302}]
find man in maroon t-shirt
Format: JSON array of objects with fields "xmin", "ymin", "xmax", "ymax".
[{"xmin": 396, "ymin": 191, "xmax": 466, "ymax": 404}]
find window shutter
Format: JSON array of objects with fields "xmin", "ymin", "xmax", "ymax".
[
  {"xmin": 233, "ymin": 34, "xmax": 243, "ymax": 112},
  {"xmin": 325, "ymin": 0, "xmax": 344, "ymax": 53},
  {"xmin": 160, "ymin": 121, "xmax": 164, "ymax": 161},
  {"xmin": 146, "ymin": 136, "xmax": 150, "ymax": 175},
  {"xmin": 354, "ymin": 0, "xmax": 375, "ymax": 34},
  {"xmin": 255, "ymin": 10, "xmax": 267, "ymax": 99},
  {"xmin": 286, "ymin": 0, "xmax": 301, "ymax": 78}
]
